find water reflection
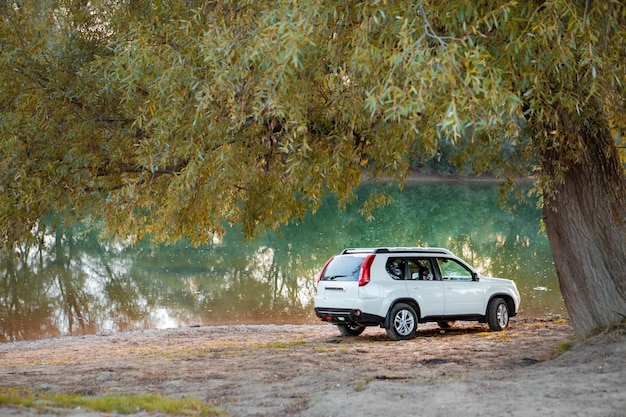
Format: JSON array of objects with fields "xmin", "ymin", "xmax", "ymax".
[{"xmin": 0, "ymin": 183, "xmax": 564, "ymax": 342}]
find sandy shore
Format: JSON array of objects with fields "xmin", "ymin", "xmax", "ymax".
[{"xmin": 1, "ymin": 317, "xmax": 625, "ymax": 417}]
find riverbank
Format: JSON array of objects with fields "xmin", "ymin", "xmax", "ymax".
[{"xmin": 1, "ymin": 317, "xmax": 624, "ymax": 417}]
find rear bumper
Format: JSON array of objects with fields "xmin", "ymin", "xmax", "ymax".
[{"xmin": 314, "ymin": 307, "xmax": 384, "ymax": 326}]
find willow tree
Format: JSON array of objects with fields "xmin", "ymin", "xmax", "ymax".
[{"xmin": 1, "ymin": 0, "xmax": 624, "ymax": 337}]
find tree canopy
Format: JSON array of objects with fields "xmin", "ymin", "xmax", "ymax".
[{"xmin": 1, "ymin": 0, "xmax": 625, "ymax": 336}]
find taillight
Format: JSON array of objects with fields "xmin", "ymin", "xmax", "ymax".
[
  {"xmin": 358, "ymin": 254, "xmax": 375, "ymax": 286},
  {"xmin": 317, "ymin": 256, "xmax": 334, "ymax": 284}
]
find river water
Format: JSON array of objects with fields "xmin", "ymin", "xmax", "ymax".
[{"xmin": 0, "ymin": 182, "xmax": 565, "ymax": 342}]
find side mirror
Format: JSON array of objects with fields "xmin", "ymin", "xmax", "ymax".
[{"xmin": 472, "ymin": 272, "xmax": 479, "ymax": 282}]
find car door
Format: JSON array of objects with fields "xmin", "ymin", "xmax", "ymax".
[
  {"xmin": 315, "ymin": 254, "xmax": 367, "ymax": 309},
  {"xmin": 436, "ymin": 258, "xmax": 485, "ymax": 316},
  {"xmin": 362, "ymin": 256, "xmax": 412, "ymax": 317},
  {"xmin": 405, "ymin": 257, "xmax": 445, "ymax": 317}
]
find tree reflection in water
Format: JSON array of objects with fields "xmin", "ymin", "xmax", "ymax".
[{"xmin": 0, "ymin": 183, "xmax": 564, "ymax": 342}]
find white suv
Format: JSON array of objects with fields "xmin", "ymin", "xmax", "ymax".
[{"xmin": 314, "ymin": 247, "xmax": 521, "ymax": 340}]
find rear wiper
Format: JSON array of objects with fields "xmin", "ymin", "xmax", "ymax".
[{"xmin": 327, "ymin": 275, "xmax": 347, "ymax": 280}]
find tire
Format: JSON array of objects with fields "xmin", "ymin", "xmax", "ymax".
[
  {"xmin": 386, "ymin": 303, "xmax": 418, "ymax": 341},
  {"xmin": 437, "ymin": 321, "xmax": 455, "ymax": 329},
  {"xmin": 337, "ymin": 323, "xmax": 366, "ymax": 336},
  {"xmin": 487, "ymin": 297, "xmax": 510, "ymax": 331}
]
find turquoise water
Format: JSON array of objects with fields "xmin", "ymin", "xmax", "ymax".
[{"xmin": 0, "ymin": 182, "xmax": 564, "ymax": 342}]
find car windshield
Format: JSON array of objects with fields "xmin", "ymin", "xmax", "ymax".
[{"xmin": 320, "ymin": 255, "xmax": 366, "ymax": 281}]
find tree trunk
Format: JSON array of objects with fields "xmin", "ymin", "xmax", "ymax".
[{"xmin": 540, "ymin": 113, "xmax": 626, "ymax": 338}]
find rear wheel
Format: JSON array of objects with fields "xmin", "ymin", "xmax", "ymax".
[
  {"xmin": 337, "ymin": 323, "xmax": 366, "ymax": 336},
  {"xmin": 487, "ymin": 298, "xmax": 510, "ymax": 331},
  {"xmin": 386, "ymin": 303, "xmax": 417, "ymax": 341}
]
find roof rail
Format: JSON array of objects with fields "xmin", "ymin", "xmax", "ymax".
[
  {"xmin": 341, "ymin": 248, "xmax": 377, "ymax": 254},
  {"xmin": 341, "ymin": 247, "xmax": 453, "ymax": 255}
]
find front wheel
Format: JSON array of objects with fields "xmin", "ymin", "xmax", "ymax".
[
  {"xmin": 337, "ymin": 323, "xmax": 366, "ymax": 336},
  {"xmin": 386, "ymin": 303, "xmax": 418, "ymax": 341},
  {"xmin": 487, "ymin": 298, "xmax": 510, "ymax": 331}
]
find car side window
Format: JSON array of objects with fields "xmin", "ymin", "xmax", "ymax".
[
  {"xmin": 385, "ymin": 257, "xmax": 406, "ymax": 280},
  {"xmin": 437, "ymin": 258, "xmax": 473, "ymax": 281},
  {"xmin": 407, "ymin": 258, "xmax": 435, "ymax": 280}
]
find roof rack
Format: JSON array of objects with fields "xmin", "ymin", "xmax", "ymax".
[
  {"xmin": 341, "ymin": 247, "xmax": 453, "ymax": 255},
  {"xmin": 340, "ymin": 248, "xmax": 377, "ymax": 254}
]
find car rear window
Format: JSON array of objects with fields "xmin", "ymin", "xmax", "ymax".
[{"xmin": 319, "ymin": 255, "xmax": 366, "ymax": 281}]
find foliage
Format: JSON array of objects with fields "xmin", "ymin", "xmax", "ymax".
[{"xmin": 0, "ymin": 0, "xmax": 624, "ymax": 249}]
